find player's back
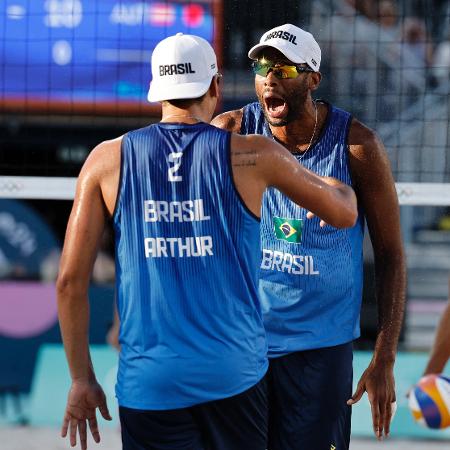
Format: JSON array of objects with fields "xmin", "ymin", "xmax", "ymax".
[{"xmin": 113, "ymin": 122, "xmax": 267, "ymax": 410}]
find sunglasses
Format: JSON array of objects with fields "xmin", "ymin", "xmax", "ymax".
[{"xmin": 251, "ymin": 60, "xmax": 315, "ymax": 79}]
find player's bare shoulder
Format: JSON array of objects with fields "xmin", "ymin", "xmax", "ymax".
[
  {"xmin": 211, "ymin": 109, "xmax": 244, "ymax": 133},
  {"xmin": 347, "ymin": 117, "xmax": 395, "ymax": 194},
  {"xmin": 77, "ymin": 136, "xmax": 123, "ymax": 215},
  {"xmin": 348, "ymin": 118, "xmax": 384, "ymax": 161},
  {"xmin": 80, "ymin": 136, "xmax": 123, "ymax": 183}
]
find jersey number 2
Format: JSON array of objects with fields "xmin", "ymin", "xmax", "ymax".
[{"xmin": 168, "ymin": 152, "xmax": 183, "ymax": 182}]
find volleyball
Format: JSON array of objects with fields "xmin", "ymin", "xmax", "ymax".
[{"xmin": 408, "ymin": 374, "xmax": 450, "ymax": 429}]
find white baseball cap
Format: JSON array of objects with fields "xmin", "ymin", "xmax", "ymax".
[
  {"xmin": 148, "ymin": 33, "xmax": 218, "ymax": 103},
  {"xmin": 248, "ymin": 24, "xmax": 321, "ymax": 72}
]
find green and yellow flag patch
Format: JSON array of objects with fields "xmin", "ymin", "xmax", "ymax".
[{"xmin": 273, "ymin": 216, "xmax": 303, "ymax": 244}]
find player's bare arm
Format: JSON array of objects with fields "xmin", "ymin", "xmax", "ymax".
[
  {"xmin": 346, "ymin": 119, "xmax": 406, "ymax": 439},
  {"xmin": 423, "ymin": 294, "xmax": 450, "ymax": 375},
  {"xmin": 56, "ymin": 138, "xmax": 121, "ymax": 449},
  {"xmin": 230, "ymin": 133, "xmax": 357, "ymax": 227},
  {"xmin": 211, "ymin": 109, "xmax": 243, "ymax": 133}
]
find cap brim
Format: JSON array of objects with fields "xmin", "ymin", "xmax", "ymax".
[
  {"xmin": 247, "ymin": 43, "xmax": 307, "ymax": 65},
  {"xmin": 148, "ymin": 78, "xmax": 212, "ymax": 103}
]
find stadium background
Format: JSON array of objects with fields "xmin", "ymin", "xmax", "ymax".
[{"xmin": 1, "ymin": 0, "xmax": 450, "ymax": 448}]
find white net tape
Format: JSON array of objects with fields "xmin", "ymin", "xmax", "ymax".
[
  {"xmin": 0, "ymin": 176, "xmax": 77, "ymax": 200},
  {"xmin": 1, "ymin": 176, "xmax": 449, "ymax": 206}
]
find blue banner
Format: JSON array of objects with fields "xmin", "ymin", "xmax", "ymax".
[
  {"xmin": 27, "ymin": 348, "xmax": 450, "ymax": 439},
  {"xmin": 1, "ymin": 0, "xmax": 215, "ymax": 105},
  {"xmin": 0, "ymin": 199, "xmax": 59, "ymax": 280}
]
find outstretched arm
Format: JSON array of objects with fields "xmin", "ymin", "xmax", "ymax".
[
  {"xmin": 106, "ymin": 301, "xmax": 120, "ymax": 351},
  {"xmin": 346, "ymin": 120, "xmax": 406, "ymax": 440},
  {"xmin": 57, "ymin": 139, "xmax": 120, "ymax": 449},
  {"xmin": 230, "ymin": 133, "xmax": 357, "ymax": 228},
  {"xmin": 424, "ymin": 286, "xmax": 450, "ymax": 375}
]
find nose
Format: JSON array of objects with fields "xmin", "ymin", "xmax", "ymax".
[{"xmin": 264, "ymin": 69, "xmax": 279, "ymax": 87}]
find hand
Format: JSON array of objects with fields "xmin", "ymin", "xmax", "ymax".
[
  {"xmin": 61, "ymin": 379, "xmax": 112, "ymax": 450},
  {"xmin": 347, "ymin": 360, "xmax": 396, "ymax": 440},
  {"xmin": 306, "ymin": 211, "xmax": 327, "ymax": 227},
  {"xmin": 405, "ymin": 385, "xmax": 414, "ymax": 399},
  {"xmin": 106, "ymin": 324, "xmax": 120, "ymax": 351}
]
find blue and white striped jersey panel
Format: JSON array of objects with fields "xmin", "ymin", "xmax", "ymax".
[
  {"xmin": 241, "ymin": 102, "xmax": 365, "ymax": 356},
  {"xmin": 113, "ymin": 122, "xmax": 267, "ymax": 409}
]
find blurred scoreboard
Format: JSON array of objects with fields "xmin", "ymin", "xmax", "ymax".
[{"xmin": 0, "ymin": 0, "xmax": 220, "ymax": 114}]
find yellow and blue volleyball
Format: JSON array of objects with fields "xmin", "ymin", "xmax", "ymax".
[{"xmin": 408, "ymin": 374, "xmax": 450, "ymax": 429}]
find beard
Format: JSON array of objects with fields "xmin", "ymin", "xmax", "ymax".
[{"xmin": 257, "ymin": 82, "xmax": 309, "ymax": 127}]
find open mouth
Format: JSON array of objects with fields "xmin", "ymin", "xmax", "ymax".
[{"xmin": 264, "ymin": 95, "xmax": 288, "ymax": 119}]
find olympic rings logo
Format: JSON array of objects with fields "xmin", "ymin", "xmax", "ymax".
[{"xmin": 0, "ymin": 179, "xmax": 25, "ymax": 194}]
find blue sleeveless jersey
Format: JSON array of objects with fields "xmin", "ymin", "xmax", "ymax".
[
  {"xmin": 113, "ymin": 122, "xmax": 267, "ymax": 409},
  {"xmin": 241, "ymin": 102, "xmax": 365, "ymax": 357}
]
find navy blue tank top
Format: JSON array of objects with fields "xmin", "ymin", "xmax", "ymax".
[
  {"xmin": 113, "ymin": 122, "xmax": 267, "ymax": 409},
  {"xmin": 241, "ymin": 102, "xmax": 365, "ymax": 356}
]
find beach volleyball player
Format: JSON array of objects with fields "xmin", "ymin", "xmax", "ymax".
[
  {"xmin": 212, "ymin": 23, "xmax": 406, "ymax": 449},
  {"xmin": 56, "ymin": 33, "xmax": 357, "ymax": 450}
]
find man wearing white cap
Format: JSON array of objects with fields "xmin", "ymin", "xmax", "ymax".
[
  {"xmin": 57, "ymin": 32, "xmax": 357, "ymax": 450},
  {"xmin": 213, "ymin": 23, "xmax": 406, "ymax": 449}
]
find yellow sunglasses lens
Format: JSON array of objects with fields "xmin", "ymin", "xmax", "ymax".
[
  {"xmin": 272, "ymin": 66, "xmax": 299, "ymax": 79},
  {"xmin": 252, "ymin": 61, "xmax": 300, "ymax": 79}
]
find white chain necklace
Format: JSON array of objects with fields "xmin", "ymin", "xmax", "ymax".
[
  {"xmin": 271, "ymin": 100, "xmax": 318, "ymax": 159},
  {"xmin": 298, "ymin": 100, "xmax": 318, "ymax": 159}
]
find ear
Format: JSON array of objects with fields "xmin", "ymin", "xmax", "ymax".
[
  {"xmin": 309, "ymin": 72, "xmax": 322, "ymax": 92},
  {"xmin": 208, "ymin": 74, "xmax": 220, "ymax": 99}
]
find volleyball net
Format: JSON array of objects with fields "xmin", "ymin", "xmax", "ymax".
[
  {"xmin": 2, "ymin": 1, "xmax": 450, "ymax": 439},
  {"xmin": 0, "ymin": 175, "xmax": 449, "ymax": 206},
  {"xmin": 1, "ymin": 0, "xmax": 450, "ymax": 347},
  {"xmin": 1, "ymin": 0, "xmax": 449, "ymax": 180}
]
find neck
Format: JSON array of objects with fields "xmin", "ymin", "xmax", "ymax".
[
  {"xmin": 269, "ymin": 100, "xmax": 322, "ymax": 152},
  {"xmin": 161, "ymin": 105, "xmax": 210, "ymax": 124}
]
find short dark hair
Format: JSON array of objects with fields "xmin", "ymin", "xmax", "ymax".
[{"xmin": 163, "ymin": 93, "xmax": 206, "ymax": 108}]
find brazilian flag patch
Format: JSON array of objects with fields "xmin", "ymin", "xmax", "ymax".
[{"xmin": 273, "ymin": 216, "xmax": 303, "ymax": 244}]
